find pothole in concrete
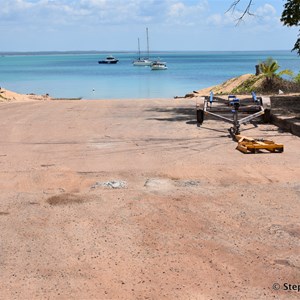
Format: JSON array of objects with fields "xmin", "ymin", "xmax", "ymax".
[
  {"xmin": 175, "ymin": 180, "xmax": 200, "ymax": 187},
  {"xmin": 144, "ymin": 178, "xmax": 200, "ymax": 191},
  {"xmin": 47, "ymin": 193, "xmax": 86, "ymax": 206},
  {"xmin": 0, "ymin": 212, "xmax": 9, "ymax": 216},
  {"xmin": 144, "ymin": 178, "xmax": 174, "ymax": 190}
]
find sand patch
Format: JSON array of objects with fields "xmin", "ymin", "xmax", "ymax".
[{"xmin": 0, "ymin": 88, "xmax": 51, "ymax": 102}]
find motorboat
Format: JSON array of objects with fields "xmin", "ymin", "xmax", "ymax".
[
  {"xmin": 151, "ymin": 61, "xmax": 168, "ymax": 70},
  {"xmin": 133, "ymin": 28, "xmax": 153, "ymax": 66},
  {"xmin": 98, "ymin": 55, "xmax": 119, "ymax": 64}
]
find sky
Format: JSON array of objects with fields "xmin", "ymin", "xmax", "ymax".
[{"xmin": 0, "ymin": 0, "xmax": 298, "ymax": 52}]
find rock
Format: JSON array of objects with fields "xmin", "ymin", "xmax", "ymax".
[
  {"xmin": 91, "ymin": 180, "xmax": 127, "ymax": 189},
  {"xmin": 177, "ymin": 180, "xmax": 200, "ymax": 187}
]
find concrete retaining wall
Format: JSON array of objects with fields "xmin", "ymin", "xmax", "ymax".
[
  {"xmin": 270, "ymin": 96, "xmax": 300, "ymax": 113},
  {"xmin": 270, "ymin": 95, "xmax": 300, "ymax": 137}
]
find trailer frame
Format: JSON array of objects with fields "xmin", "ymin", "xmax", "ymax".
[{"xmin": 196, "ymin": 93, "xmax": 271, "ymax": 137}]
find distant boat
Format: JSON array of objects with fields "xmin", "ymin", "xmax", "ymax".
[
  {"xmin": 133, "ymin": 28, "xmax": 153, "ymax": 66},
  {"xmin": 98, "ymin": 55, "xmax": 119, "ymax": 64},
  {"xmin": 151, "ymin": 61, "xmax": 168, "ymax": 70}
]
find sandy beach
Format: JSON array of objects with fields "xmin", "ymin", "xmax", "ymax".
[{"xmin": 0, "ymin": 97, "xmax": 299, "ymax": 299}]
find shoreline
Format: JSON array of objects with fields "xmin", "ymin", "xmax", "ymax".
[
  {"xmin": 1, "ymin": 86, "xmax": 299, "ymax": 102},
  {"xmin": 0, "ymin": 87, "xmax": 177, "ymax": 102}
]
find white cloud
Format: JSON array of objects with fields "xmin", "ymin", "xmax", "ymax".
[
  {"xmin": 168, "ymin": 2, "xmax": 186, "ymax": 17},
  {"xmin": 254, "ymin": 3, "xmax": 279, "ymax": 24},
  {"xmin": 1, "ymin": 0, "xmax": 278, "ymax": 40},
  {"xmin": 166, "ymin": 1, "xmax": 208, "ymax": 25},
  {"xmin": 0, "ymin": 0, "xmax": 291, "ymax": 52},
  {"xmin": 0, "ymin": 0, "xmax": 210, "ymax": 27},
  {"xmin": 209, "ymin": 14, "xmax": 224, "ymax": 26},
  {"xmin": 256, "ymin": 3, "xmax": 276, "ymax": 16},
  {"xmin": 1, "ymin": 0, "xmax": 32, "ymax": 15}
]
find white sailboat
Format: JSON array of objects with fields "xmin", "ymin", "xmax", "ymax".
[{"xmin": 133, "ymin": 28, "xmax": 153, "ymax": 66}]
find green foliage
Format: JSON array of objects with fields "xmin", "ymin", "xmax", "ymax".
[
  {"xmin": 226, "ymin": 57, "xmax": 299, "ymax": 94},
  {"xmin": 260, "ymin": 76, "xmax": 300, "ymax": 93},
  {"xmin": 292, "ymin": 37, "xmax": 300, "ymax": 55},
  {"xmin": 259, "ymin": 57, "xmax": 293, "ymax": 82},
  {"xmin": 294, "ymin": 72, "xmax": 300, "ymax": 83},
  {"xmin": 278, "ymin": 69, "xmax": 294, "ymax": 77},
  {"xmin": 259, "ymin": 57, "xmax": 280, "ymax": 81},
  {"xmin": 281, "ymin": 0, "xmax": 300, "ymax": 26},
  {"xmin": 280, "ymin": 0, "xmax": 300, "ymax": 55},
  {"xmin": 231, "ymin": 75, "xmax": 263, "ymax": 94}
]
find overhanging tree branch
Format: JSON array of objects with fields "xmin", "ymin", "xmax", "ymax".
[
  {"xmin": 228, "ymin": 0, "xmax": 300, "ymax": 55},
  {"xmin": 227, "ymin": 0, "xmax": 254, "ymax": 24}
]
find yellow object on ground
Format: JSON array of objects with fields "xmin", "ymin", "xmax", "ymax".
[{"xmin": 235, "ymin": 135, "xmax": 284, "ymax": 154}]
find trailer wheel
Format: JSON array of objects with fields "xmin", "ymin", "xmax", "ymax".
[
  {"xmin": 196, "ymin": 109, "xmax": 204, "ymax": 124},
  {"xmin": 263, "ymin": 109, "xmax": 271, "ymax": 123}
]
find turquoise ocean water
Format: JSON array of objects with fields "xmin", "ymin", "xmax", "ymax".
[{"xmin": 0, "ymin": 51, "xmax": 299, "ymax": 99}]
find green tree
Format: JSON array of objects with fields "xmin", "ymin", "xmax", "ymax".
[{"xmin": 281, "ymin": 0, "xmax": 300, "ymax": 55}]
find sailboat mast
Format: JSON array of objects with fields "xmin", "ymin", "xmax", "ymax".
[
  {"xmin": 137, "ymin": 38, "xmax": 141, "ymax": 60},
  {"xmin": 146, "ymin": 27, "xmax": 149, "ymax": 60}
]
